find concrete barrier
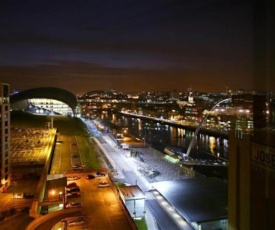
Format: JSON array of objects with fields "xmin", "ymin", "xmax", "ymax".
[{"xmin": 26, "ymin": 208, "xmax": 82, "ymax": 230}]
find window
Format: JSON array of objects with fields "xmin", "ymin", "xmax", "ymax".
[{"xmin": 3, "ymin": 84, "xmax": 9, "ymax": 97}]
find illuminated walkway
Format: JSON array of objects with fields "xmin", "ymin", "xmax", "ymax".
[
  {"xmin": 98, "ymin": 134, "xmax": 193, "ymax": 229},
  {"xmin": 84, "ymin": 118, "xmax": 196, "ymax": 229}
]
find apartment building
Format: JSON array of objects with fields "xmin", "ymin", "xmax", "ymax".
[{"xmin": 0, "ymin": 82, "xmax": 10, "ymax": 189}]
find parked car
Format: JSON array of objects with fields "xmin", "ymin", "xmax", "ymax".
[
  {"xmin": 67, "ymin": 217, "xmax": 86, "ymax": 226},
  {"xmin": 61, "ymin": 216, "xmax": 85, "ymax": 224},
  {"xmin": 66, "ymin": 186, "xmax": 80, "ymax": 193},
  {"xmin": 98, "ymin": 182, "xmax": 110, "ymax": 188},
  {"xmin": 85, "ymin": 174, "xmax": 95, "ymax": 180},
  {"xmin": 66, "ymin": 182, "xmax": 77, "ymax": 188},
  {"xmin": 96, "ymin": 172, "xmax": 106, "ymax": 177},
  {"xmin": 65, "ymin": 192, "xmax": 80, "ymax": 198},
  {"xmin": 67, "ymin": 217, "xmax": 87, "ymax": 226},
  {"xmin": 14, "ymin": 193, "xmax": 24, "ymax": 198},
  {"xmin": 67, "ymin": 176, "xmax": 80, "ymax": 181},
  {"xmin": 72, "ymin": 164, "xmax": 83, "ymax": 170},
  {"xmin": 66, "ymin": 202, "xmax": 82, "ymax": 208}
]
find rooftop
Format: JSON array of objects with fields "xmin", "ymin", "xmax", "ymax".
[
  {"xmin": 152, "ymin": 177, "xmax": 228, "ymax": 223},
  {"xmin": 119, "ymin": 185, "xmax": 144, "ymax": 200}
]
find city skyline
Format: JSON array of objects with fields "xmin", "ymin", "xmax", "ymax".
[{"xmin": 0, "ymin": 0, "xmax": 255, "ymax": 95}]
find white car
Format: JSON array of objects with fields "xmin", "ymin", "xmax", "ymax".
[
  {"xmin": 67, "ymin": 217, "xmax": 87, "ymax": 226},
  {"xmin": 66, "ymin": 202, "xmax": 82, "ymax": 208},
  {"xmin": 14, "ymin": 193, "xmax": 24, "ymax": 198},
  {"xmin": 67, "ymin": 176, "xmax": 80, "ymax": 181},
  {"xmin": 98, "ymin": 182, "xmax": 110, "ymax": 188},
  {"xmin": 72, "ymin": 164, "xmax": 83, "ymax": 170}
]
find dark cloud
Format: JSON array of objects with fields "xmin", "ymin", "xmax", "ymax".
[{"xmin": 0, "ymin": 0, "xmax": 254, "ymax": 94}]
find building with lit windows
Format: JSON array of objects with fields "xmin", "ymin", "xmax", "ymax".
[
  {"xmin": 28, "ymin": 98, "xmax": 74, "ymax": 116},
  {"xmin": 10, "ymin": 87, "xmax": 79, "ymax": 117},
  {"xmin": 0, "ymin": 82, "xmax": 10, "ymax": 189}
]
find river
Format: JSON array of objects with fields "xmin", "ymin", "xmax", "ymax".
[{"xmin": 98, "ymin": 112, "xmax": 229, "ymax": 161}]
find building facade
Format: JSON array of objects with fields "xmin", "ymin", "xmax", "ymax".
[
  {"xmin": 228, "ymin": 0, "xmax": 275, "ymax": 227},
  {"xmin": 228, "ymin": 94, "xmax": 275, "ymax": 230},
  {"xmin": 0, "ymin": 82, "xmax": 10, "ymax": 188}
]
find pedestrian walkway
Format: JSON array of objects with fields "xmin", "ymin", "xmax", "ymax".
[
  {"xmin": 83, "ymin": 118, "xmax": 195, "ymax": 230},
  {"xmin": 99, "ymin": 134, "xmax": 190, "ymax": 230},
  {"xmin": 102, "ymin": 135, "xmax": 153, "ymax": 190}
]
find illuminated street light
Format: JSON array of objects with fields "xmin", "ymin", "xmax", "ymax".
[
  {"xmin": 59, "ymin": 191, "xmax": 63, "ymax": 200},
  {"xmin": 49, "ymin": 189, "xmax": 56, "ymax": 200}
]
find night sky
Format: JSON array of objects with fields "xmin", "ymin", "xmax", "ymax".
[{"xmin": 0, "ymin": 0, "xmax": 253, "ymax": 95}]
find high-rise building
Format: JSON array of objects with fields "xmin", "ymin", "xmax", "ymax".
[
  {"xmin": 228, "ymin": 94, "xmax": 275, "ymax": 230},
  {"xmin": 0, "ymin": 82, "xmax": 10, "ymax": 189},
  {"xmin": 228, "ymin": 0, "xmax": 275, "ymax": 229}
]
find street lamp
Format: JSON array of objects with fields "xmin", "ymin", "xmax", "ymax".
[{"xmin": 49, "ymin": 189, "xmax": 56, "ymax": 200}]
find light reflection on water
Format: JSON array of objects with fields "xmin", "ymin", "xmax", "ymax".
[{"xmin": 105, "ymin": 113, "xmax": 228, "ymax": 159}]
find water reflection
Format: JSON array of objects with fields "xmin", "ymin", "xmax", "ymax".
[{"xmin": 106, "ymin": 113, "xmax": 228, "ymax": 160}]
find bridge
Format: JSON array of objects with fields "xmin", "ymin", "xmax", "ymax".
[{"xmin": 185, "ymin": 98, "xmax": 232, "ymax": 157}]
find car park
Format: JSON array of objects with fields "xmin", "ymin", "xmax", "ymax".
[
  {"xmin": 66, "ymin": 202, "xmax": 82, "ymax": 208},
  {"xmin": 85, "ymin": 174, "xmax": 95, "ymax": 180},
  {"xmin": 66, "ymin": 182, "xmax": 77, "ymax": 188}
]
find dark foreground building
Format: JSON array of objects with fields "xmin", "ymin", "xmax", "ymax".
[
  {"xmin": 0, "ymin": 82, "xmax": 10, "ymax": 188},
  {"xmin": 228, "ymin": 94, "xmax": 275, "ymax": 230}
]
